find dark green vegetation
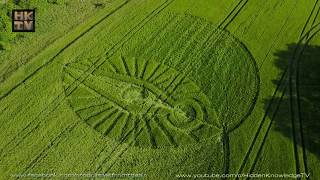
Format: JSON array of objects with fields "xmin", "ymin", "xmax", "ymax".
[{"xmin": 0, "ymin": 0, "xmax": 319, "ymax": 179}]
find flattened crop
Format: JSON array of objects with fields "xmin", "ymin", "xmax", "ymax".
[{"xmin": 63, "ymin": 13, "xmax": 259, "ymax": 148}]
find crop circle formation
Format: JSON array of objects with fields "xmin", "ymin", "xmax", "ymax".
[{"xmin": 63, "ymin": 13, "xmax": 259, "ymax": 148}]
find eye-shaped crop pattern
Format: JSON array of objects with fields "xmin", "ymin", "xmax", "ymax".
[
  {"xmin": 62, "ymin": 13, "xmax": 259, "ymax": 149},
  {"xmin": 63, "ymin": 56, "xmax": 219, "ymax": 148}
]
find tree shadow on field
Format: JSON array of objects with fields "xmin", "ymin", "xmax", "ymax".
[{"xmin": 264, "ymin": 43, "xmax": 320, "ymax": 159}]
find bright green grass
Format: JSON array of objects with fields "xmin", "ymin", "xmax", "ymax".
[
  {"xmin": 0, "ymin": 0, "xmax": 319, "ymax": 179},
  {"xmin": 0, "ymin": 0, "xmax": 111, "ymax": 83}
]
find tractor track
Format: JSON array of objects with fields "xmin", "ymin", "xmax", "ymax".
[
  {"xmin": 1, "ymin": 0, "xmax": 173, "ymax": 160},
  {"xmin": 0, "ymin": 0, "xmax": 133, "ymax": 170},
  {"xmin": 213, "ymin": 0, "xmax": 251, "ymax": 175},
  {"xmin": 218, "ymin": 0, "xmax": 249, "ymax": 30},
  {"xmin": 246, "ymin": 28, "xmax": 320, "ymax": 179},
  {"xmin": 18, "ymin": 122, "xmax": 80, "ymax": 177},
  {"xmin": 299, "ymin": 0, "xmax": 319, "ymax": 38},
  {"xmin": 290, "ymin": 9, "xmax": 320, "ymax": 177},
  {"xmin": 238, "ymin": 6, "xmax": 320, "ymax": 177},
  {"xmin": 2, "ymin": 0, "xmax": 255, "ymax": 175},
  {"xmin": 243, "ymin": 29, "xmax": 319, "ymax": 179},
  {"xmin": 10, "ymin": 0, "xmax": 176, "ymax": 173},
  {"xmin": 236, "ymin": 4, "xmax": 320, "ymax": 176},
  {"xmin": 258, "ymin": 1, "xmax": 296, "ymax": 70},
  {"xmin": 0, "ymin": 0, "xmax": 131, "ymax": 102}
]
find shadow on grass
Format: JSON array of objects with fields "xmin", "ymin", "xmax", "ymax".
[{"xmin": 265, "ymin": 43, "xmax": 320, "ymax": 158}]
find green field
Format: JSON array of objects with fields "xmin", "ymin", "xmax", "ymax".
[{"xmin": 0, "ymin": 0, "xmax": 319, "ymax": 179}]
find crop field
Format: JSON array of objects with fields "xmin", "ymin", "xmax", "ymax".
[{"xmin": 0, "ymin": 0, "xmax": 319, "ymax": 179}]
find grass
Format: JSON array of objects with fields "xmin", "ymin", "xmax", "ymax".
[{"xmin": 0, "ymin": 0, "xmax": 319, "ymax": 179}]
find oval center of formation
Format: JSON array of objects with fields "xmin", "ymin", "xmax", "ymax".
[{"xmin": 63, "ymin": 13, "xmax": 259, "ymax": 148}]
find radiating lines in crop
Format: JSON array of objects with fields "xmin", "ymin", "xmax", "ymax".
[{"xmin": 63, "ymin": 56, "xmax": 216, "ymax": 148}]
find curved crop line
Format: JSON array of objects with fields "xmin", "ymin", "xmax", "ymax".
[
  {"xmin": 289, "ymin": 26, "xmax": 320, "ymax": 177},
  {"xmin": 165, "ymin": 113, "xmax": 214, "ymax": 136},
  {"xmin": 310, "ymin": 6, "xmax": 320, "ymax": 31},
  {"xmin": 99, "ymin": 59, "xmax": 214, "ymax": 133},
  {"xmin": 237, "ymin": 24, "xmax": 320, "ymax": 179},
  {"xmin": 1, "ymin": 0, "xmax": 175, "ymax": 160},
  {"xmin": 191, "ymin": 97, "xmax": 212, "ymax": 125},
  {"xmin": 236, "ymin": 5, "xmax": 306, "ymax": 176},
  {"xmin": 182, "ymin": 26, "xmax": 253, "ymax": 85},
  {"xmin": 153, "ymin": 116, "xmax": 178, "ymax": 147},
  {"xmin": 180, "ymin": 24, "xmax": 260, "ymax": 133},
  {"xmin": 67, "ymin": 0, "xmax": 252, "ymax": 172},
  {"xmin": 166, "ymin": 113, "xmax": 203, "ymax": 142},
  {"xmin": 0, "ymin": 0, "xmax": 135, "ymax": 156},
  {"xmin": 299, "ymin": 0, "xmax": 319, "ymax": 38},
  {"xmin": 97, "ymin": 95, "xmax": 215, "ymax": 172},
  {"xmin": 246, "ymin": 24, "xmax": 319, "ymax": 173},
  {"xmin": 226, "ymin": 36, "xmax": 261, "ymax": 133},
  {"xmin": 94, "ymin": 71, "xmax": 176, "ymax": 107}
]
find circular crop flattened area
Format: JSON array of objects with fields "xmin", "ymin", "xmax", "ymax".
[{"xmin": 63, "ymin": 13, "xmax": 259, "ymax": 148}]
